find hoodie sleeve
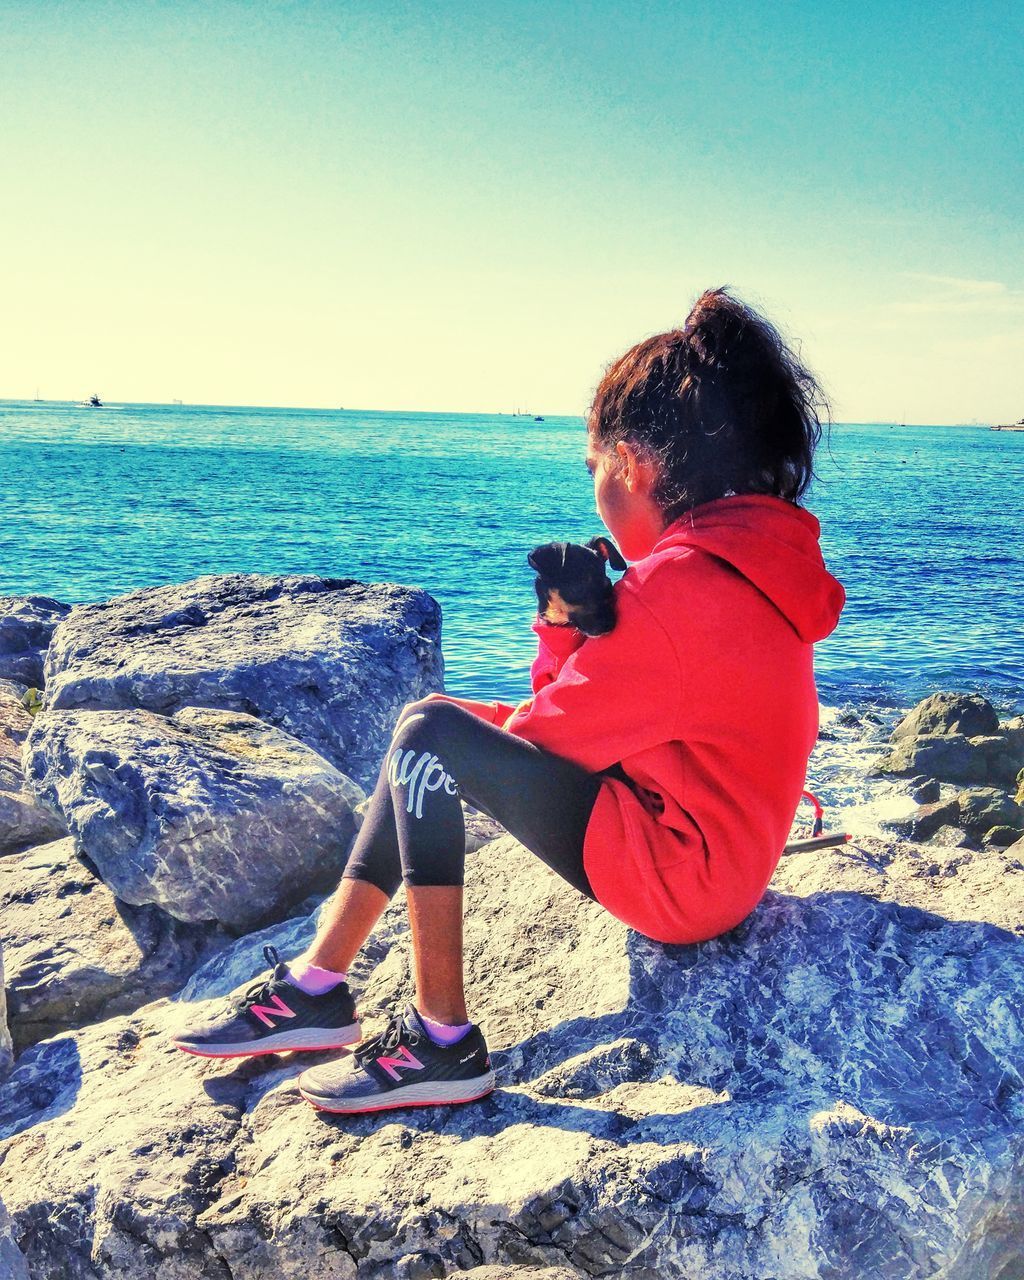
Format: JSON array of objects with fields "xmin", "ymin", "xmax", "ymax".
[
  {"xmin": 483, "ymin": 616, "xmax": 588, "ymax": 726},
  {"xmin": 424, "ymin": 694, "xmax": 514, "ymax": 725},
  {"xmin": 500, "ymin": 588, "xmax": 683, "ymax": 772},
  {"xmin": 529, "ymin": 616, "xmax": 588, "ymax": 691}
]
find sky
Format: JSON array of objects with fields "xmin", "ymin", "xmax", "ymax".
[{"xmin": 1, "ymin": 1, "xmax": 1021, "ymax": 422}]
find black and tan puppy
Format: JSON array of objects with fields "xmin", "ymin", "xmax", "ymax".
[{"xmin": 527, "ymin": 536, "xmax": 628, "ymax": 637}]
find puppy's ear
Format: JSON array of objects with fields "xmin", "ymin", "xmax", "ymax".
[{"xmin": 586, "ymin": 536, "xmax": 627, "ymax": 571}]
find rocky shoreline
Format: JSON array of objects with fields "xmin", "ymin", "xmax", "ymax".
[{"xmin": 1, "ymin": 575, "xmax": 1022, "ymax": 1279}]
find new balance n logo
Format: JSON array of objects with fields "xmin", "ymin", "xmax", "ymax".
[
  {"xmin": 248, "ymin": 994, "xmax": 297, "ymax": 1027},
  {"xmin": 376, "ymin": 1045, "xmax": 426, "ymax": 1081}
]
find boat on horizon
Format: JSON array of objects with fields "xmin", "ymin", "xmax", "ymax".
[{"xmin": 991, "ymin": 417, "xmax": 1024, "ymax": 430}]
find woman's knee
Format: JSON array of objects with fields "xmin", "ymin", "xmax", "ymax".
[{"xmin": 392, "ymin": 696, "xmax": 463, "ymax": 743}]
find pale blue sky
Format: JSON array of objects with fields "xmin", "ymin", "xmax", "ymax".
[{"xmin": 2, "ymin": 1, "xmax": 1020, "ymax": 421}]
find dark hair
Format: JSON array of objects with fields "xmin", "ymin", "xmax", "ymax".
[{"xmin": 587, "ymin": 287, "xmax": 830, "ymax": 520}]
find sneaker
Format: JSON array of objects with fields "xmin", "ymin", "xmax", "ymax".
[
  {"xmin": 297, "ymin": 1003, "xmax": 495, "ymax": 1113},
  {"xmin": 172, "ymin": 945, "xmax": 361, "ymax": 1059}
]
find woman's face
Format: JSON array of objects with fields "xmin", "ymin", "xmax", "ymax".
[{"xmin": 585, "ymin": 427, "xmax": 670, "ymax": 561}]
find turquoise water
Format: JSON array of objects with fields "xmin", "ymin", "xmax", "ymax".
[{"xmin": 1, "ymin": 400, "xmax": 1021, "ymax": 722}]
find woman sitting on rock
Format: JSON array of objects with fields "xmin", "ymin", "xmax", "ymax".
[{"xmin": 174, "ymin": 287, "xmax": 846, "ymax": 1114}]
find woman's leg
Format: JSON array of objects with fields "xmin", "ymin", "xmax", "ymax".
[
  {"xmin": 295, "ymin": 741, "xmax": 409, "ymax": 974},
  {"xmin": 332, "ymin": 698, "xmax": 605, "ymax": 1025}
]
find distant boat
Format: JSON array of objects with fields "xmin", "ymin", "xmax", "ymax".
[
  {"xmin": 88, "ymin": 393, "xmax": 103, "ymax": 407},
  {"xmin": 534, "ymin": 415, "xmax": 544, "ymax": 421},
  {"xmin": 992, "ymin": 418, "xmax": 1024, "ymax": 431}
]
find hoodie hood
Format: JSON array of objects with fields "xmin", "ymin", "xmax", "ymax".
[{"xmin": 650, "ymin": 494, "xmax": 846, "ymax": 643}]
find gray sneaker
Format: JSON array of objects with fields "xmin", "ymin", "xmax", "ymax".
[
  {"xmin": 298, "ymin": 1003, "xmax": 495, "ymax": 1113},
  {"xmin": 173, "ymin": 946, "xmax": 361, "ymax": 1059}
]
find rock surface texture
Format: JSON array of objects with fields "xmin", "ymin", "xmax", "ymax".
[
  {"xmin": 1, "ymin": 838, "xmax": 232, "ymax": 1050},
  {"xmin": 0, "ymin": 595, "xmax": 72, "ymax": 687},
  {"xmin": 0, "ymin": 1198, "xmax": 29, "ymax": 1280},
  {"xmin": 0, "ymin": 680, "xmax": 67, "ymax": 856},
  {"xmin": 38, "ymin": 573, "xmax": 445, "ymax": 791},
  {"xmin": 0, "ymin": 831, "xmax": 1020, "ymax": 1279},
  {"xmin": 0, "ymin": 945, "xmax": 12, "ymax": 1083},
  {"xmin": 22, "ymin": 705, "xmax": 365, "ymax": 931}
]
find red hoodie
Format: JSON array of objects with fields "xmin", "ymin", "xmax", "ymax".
[{"xmin": 446, "ymin": 494, "xmax": 846, "ymax": 945}]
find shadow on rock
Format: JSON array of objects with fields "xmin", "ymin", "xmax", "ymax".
[{"xmin": 0, "ymin": 1036, "xmax": 82, "ymax": 1140}]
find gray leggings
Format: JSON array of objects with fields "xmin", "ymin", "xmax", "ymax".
[{"xmin": 341, "ymin": 699, "xmax": 612, "ymax": 900}]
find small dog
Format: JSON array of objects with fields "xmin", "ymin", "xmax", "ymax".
[{"xmin": 527, "ymin": 536, "xmax": 628, "ymax": 637}]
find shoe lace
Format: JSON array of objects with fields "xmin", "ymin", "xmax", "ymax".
[
  {"xmin": 235, "ymin": 945, "xmax": 285, "ymax": 1011},
  {"xmin": 353, "ymin": 1009, "xmax": 421, "ymax": 1067}
]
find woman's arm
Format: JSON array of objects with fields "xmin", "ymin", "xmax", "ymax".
[
  {"xmin": 424, "ymin": 616, "xmax": 589, "ymax": 730},
  {"xmin": 530, "ymin": 616, "xmax": 587, "ymax": 692},
  {"xmin": 502, "ymin": 589, "xmax": 683, "ymax": 772}
]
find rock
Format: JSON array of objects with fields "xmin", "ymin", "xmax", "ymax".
[
  {"xmin": 459, "ymin": 1269, "xmax": 579, "ymax": 1280},
  {"xmin": 889, "ymin": 691, "xmax": 1000, "ymax": 742},
  {"xmin": 1, "ymin": 838, "xmax": 232, "ymax": 1050},
  {"xmin": 983, "ymin": 826, "xmax": 1024, "ymax": 848},
  {"xmin": 0, "ymin": 595, "xmax": 71, "ymax": 687},
  {"xmin": 906, "ymin": 775, "xmax": 940, "ymax": 804},
  {"xmin": 928, "ymin": 824, "xmax": 979, "ymax": 849},
  {"xmin": 881, "ymin": 795, "xmax": 959, "ymax": 841},
  {"xmin": 39, "ymin": 573, "xmax": 444, "ymax": 791},
  {"xmin": 956, "ymin": 786, "xmax": 1024, "ymax": 840},
  {"xmin": 0, "ymin": 1197, "xmax": 29, "ymax": 1280},
  {"xmin": 463, "ymin": 806, "xmax": 506, "ymax": 854},
  {"xmin": 0, "ymin": 945, "xmax": 12, "ymax": 1082},
  {"xmin": 23, "ymin": 705, "xmax": 365, "ymax": 931},
  {"xmin": 884, "ymin": 787, "xmax": 1024, "ymax": 845},
  {"xmin": 1, "ymin": 681, "xmax": 68, "ymax": 856},
  {"xmin": 871, "ymin": 730, "xmax": 1024, "ymax": 789},
  {"xmin": 0, "ymin": 833, "xmax": 1021, "ymax": 1279},
  {"xmin": 770, "ymin": 832, "xmax": 1024, "ymax": 932}
]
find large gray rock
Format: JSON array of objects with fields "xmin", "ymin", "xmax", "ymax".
[
  {"xmin": 0, "ymin": 831, "xmax": 1021, "ymax": 1279},
  {"xmin": 39, "ymin": 573, "xmax": 444, "ymax": 791},
  {"xmin": 889, "ymin": 691, "xmax": 1001, "ymax": 742},
  {"xmin": 23, "ymin": 705, "xmax": 365, "ymax": 931},
  {"xmin": 0, "ymin": 594, "xmax": 71, "ymax": 686},
  {"xmin": 0, "ymin": 679, "xmax": 67, "ymax": 855},
  {"xmin": 1, "ymin": 838, "xmax": 233, "ymax": 1050}
]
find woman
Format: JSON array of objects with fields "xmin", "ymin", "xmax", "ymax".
[{"xmin": 173, "ymin": 287, "xmax": 846, "ymax": 1115}]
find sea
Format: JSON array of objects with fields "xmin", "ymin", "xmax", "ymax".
[{"xmin": 2, "ymin": 400, "xmax": 1022, "ymax": 843}]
